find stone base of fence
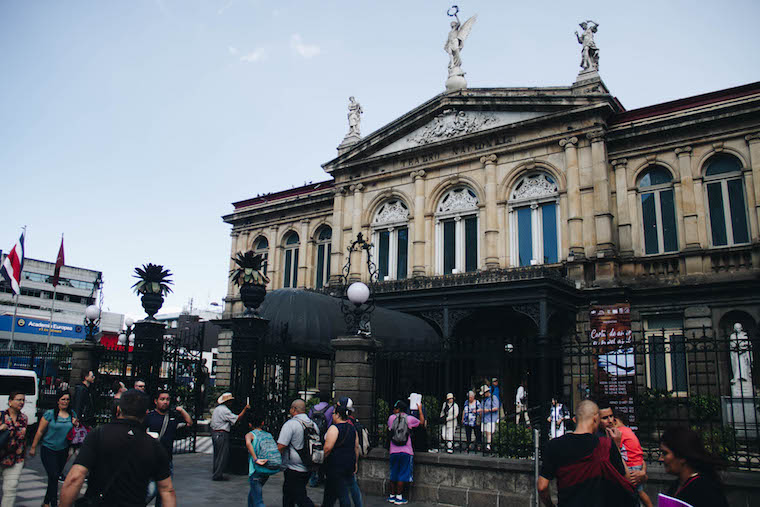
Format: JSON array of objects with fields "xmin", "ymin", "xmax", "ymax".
[{"xmin": 357, "ymin": 448, "xmax": 760, "ymax": 507}]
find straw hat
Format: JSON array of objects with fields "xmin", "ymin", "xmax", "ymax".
[
  {"xmin": 446, "ymin": 393, "xmax": 454, "ymax": 400},
  {"xmin": 217, "ymin": 392, "xmax": 234, "ymax": 405},
  {"xmin": 479, "ymin": 385, "xmax": 490, "ymax": 396}
]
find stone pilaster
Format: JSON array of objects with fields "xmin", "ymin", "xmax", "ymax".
[
  {"xmin": 675, "ymin": 146, "xmax": 701, "ymax": 250},
  {"xmin": 70, "ymin": 342, "xmax": 102, "ymax": 396},
  {"xmin": 481, "ymin": 154, "xmax": 500, "ymax": 269},
  {"xmin": 588, "ymin": 129, "xmax": 615, "ymax": 256},
  {"xmin": 331, "ymin": 336, "xmax": 380, "ymax": 425},
  {"xmin": 410, "ymin": 170, "xmax": 427, "ymax": 277},
  {"xmin": 745, "ymin": 133, "xmax": 760, "ymax": 240},
  {"xmin": 268, "ymin": 225, "xmax": 280, "ymax": 290},
  {"xmin": 298, "ymin": 219, "xmax": 310, "ymax": 288},
  {"xmin": 349, "ymin": 183, "xmax": 364, "ymax": 281},
  {"xmin": 330, "ymin": 187, "xmax": 347, "ymax": 284},
  {"xmin": 611, "ymin": 158, "xmax": 633, "ymax": 256},
  {"xmin": 225, "ymin": 232, "xmax": 241, "ymax": 316},
  {"xmin": 560, "ymin": 137, "xmax": 584, "ymax": 259}
]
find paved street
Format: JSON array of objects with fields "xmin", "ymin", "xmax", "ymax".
[{"xmin": 16, "ymin": 449, "xmax": 436, "ymax": 506}]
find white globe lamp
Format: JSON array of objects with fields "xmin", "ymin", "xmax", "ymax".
[
  {"xmin": 125, "ymin": 316, "xmax": 135, "ymax": 328},
  {"xmin": 347, "ymin": 282, "xmax": 370, "ymax": 306},
  {"xmin": 85, "ymin": 305, "xmax": 100, "ymax": 321}
]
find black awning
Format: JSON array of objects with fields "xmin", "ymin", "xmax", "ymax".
[{"xmin": 257, "ymin": 288, "xmax": 440, "ymax": 355}]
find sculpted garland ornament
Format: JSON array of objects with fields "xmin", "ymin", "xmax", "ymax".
[
  {"xmin": 407, "ymin": 109, "xmax": 497, "ymax": 146},
  {"xmin": 438, "ymin": 188, "xmax": 479, "ymax": 214},
  {"xmin": 511, "ymin": 174, "xmax": 558, "ymax": 201},
  {"xmin": 373, "ymin": 200, "xmax": 409, "ymax": 226}
]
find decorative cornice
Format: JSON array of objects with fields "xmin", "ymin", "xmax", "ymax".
[
  {"xmin": 745, "ymin": 133, "xmax": 760, "ymax": 144},
  {"xmin": 480, "ymin": 154, "xmax": 498, "ymax": 165},
  {"xmin": 410, "ymin": 169, "xmax": 427, "ymax": 180},
  {"xmin": 559, "ymin": 137, "xmax": 579, "ymax": 148},
  {"xmin": 674, "ymin": 146, "xmax": 692, "ymax": 156}
]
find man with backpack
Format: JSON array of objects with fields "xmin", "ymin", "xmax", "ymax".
[
  {"xmin": 386, "ymin": 400, "xmax": 424, "ymax": 505},
  {"xmin": 245, "ymin": 412, "xmax": 281, "ymax": 507},
  {"xmin": 277, "ymin": 399, "xmax": 321, "ymax": 507},
  {"xmin": 307, "ymin": 394, "xmax": 334, "ymax": 488}
]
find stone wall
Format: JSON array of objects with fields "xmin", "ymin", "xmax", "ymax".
[{"xmin": 357, "ymin": 449, "xmax": 760, "ymax": 507}]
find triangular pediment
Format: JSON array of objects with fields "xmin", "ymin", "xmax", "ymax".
[{"xmin": 323, "ymin": 83, "xmax": 620, "ymax": 172}]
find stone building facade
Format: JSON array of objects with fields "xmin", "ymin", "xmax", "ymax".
[{"xmin": 219, "ymin": 77, "xmax": 760, "ymax": 405}]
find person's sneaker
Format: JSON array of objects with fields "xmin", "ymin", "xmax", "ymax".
[
  {"xmin": 387, "ymin": 495, "xmax": 396, "ymax": 503},
  {"xmin": 395, "ymin": 498, "xmax": 408, "ymax": 505}
]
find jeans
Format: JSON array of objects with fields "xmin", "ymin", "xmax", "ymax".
[
  {"xmin": 283, "ymin": 469, "xmax": 314, "ymax": 507},
  {"xmin": 322, "ymin": 473, "xmax": 351, "ymax": 507},
  {"xmin": 41, "ymin": 446, "xmax": 68, "ymax": 507},
  {"xmin": 348, "ymin": 474, "xmax": 363, "ymax": 507},
  {"xmin": 248, "ymin": 474, "xmax": 269, "ymax": 507},
  {"xmin": 464, "ymin": 425, "xmax": 482, "ymax": 446},
  {"xmin": 146, "ymin": 460, "xmax": 174, "ymax": 506},
  {"xmin": 1, "ymin": 462, "xmax": 24, "ymax": 507}
]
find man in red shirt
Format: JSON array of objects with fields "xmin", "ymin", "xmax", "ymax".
[{"xmin": 599, "ymin": 405, "xmax": 652, "ymax": 507}]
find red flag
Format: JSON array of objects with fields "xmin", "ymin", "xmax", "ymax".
[{"xmin": 52, "ymin": 236, "xmax": 65, "ymax": 287}]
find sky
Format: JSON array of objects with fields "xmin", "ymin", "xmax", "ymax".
[{"xmin": 2, "ymin": 0, "xmax": 760, "ymax": 322}]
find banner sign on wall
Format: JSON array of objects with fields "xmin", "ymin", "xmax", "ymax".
[
  {"xmin": 0, "ymin": 315, "xmax": 86, "ymax": 340},
  {"xmin": 589, "ymin": 304, "xmax": 636, "ymax": 428}
]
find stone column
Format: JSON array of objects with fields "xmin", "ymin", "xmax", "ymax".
[
  {"xmin": 349, "ymin": 183, "xmax": 364, "ymax": 281},
  {"xmin": 560, "ymin": 137, "xmax": 584, "ymax": 258},
  {"xmin": 331, "ymin": 336, "xmax": 380, "ymax": 425},
  {"xmin": 330, "ymin": 187, "xmax": 346, "ymax": 284},
  {"xmin": 611, "ymin": 158, "xmax": 633, "ymax": 256},
  {"xmin": 675, "ymin": 146, "xmax": 701, "ymax": 249},
  {"xmin": 268, "ymin": 225, "xmax": 280, "ymax": 290},
  {"xmin": 745, "ymin": 133, "xmax": 760, "ymax": 239},
  {"xmin": 70, "ymin": 342, "xmax": 101, "ymax": 394},
  {"xmin": 225, "ymin": 232, "xmax": 240, "ymax": 316},
  {"xmin": 481, "ymin": 155, "xmax": 500, "ymax": 269},
  {"xmin": 410, "ymin": 170, "xmax": 427, "ymax": 277},
  {"xmin": 298, "ymin": 219, "xmax": 310, "ymax": 288},
  {"xmin": 588, "ymin": 129, "xmax": 615, "ymax": 255}
]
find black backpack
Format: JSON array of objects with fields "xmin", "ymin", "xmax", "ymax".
[
  {"xmin": 310, "ymin": 405, "xmax": 330, "ymax": 441},
  {"xmin": 390, "ymin": 413, "xmax": 410, "ymax": 446}
]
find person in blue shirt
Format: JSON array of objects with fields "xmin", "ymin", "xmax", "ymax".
[
  {"xmin": 477, "ymin": 385, "xmax": 500, "ymax": 453},
  {"xmin": 30, "ymin": 390, "xmax": 79, "ymax": 507}
]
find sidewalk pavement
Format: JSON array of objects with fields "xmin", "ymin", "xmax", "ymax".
[{"xmin": 17, "ymin": 451, "xmax": 437, "ymax": 506}]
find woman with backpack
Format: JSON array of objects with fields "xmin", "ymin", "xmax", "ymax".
[
  {"xmin": 322, "ymin": 404, "xmax": 359, "ymax": 507},
  {"xmin": 244, "ymin": 412, "xmax": 282, "ymax": 507}
]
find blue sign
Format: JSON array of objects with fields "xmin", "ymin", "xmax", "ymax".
[{"xmin": 0, "ymin": 315, "xmax": 86, "ymax": 340}]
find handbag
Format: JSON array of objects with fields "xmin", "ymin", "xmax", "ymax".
[{"xmin": 0, "ymin": 411, "xmax": 9, "ymax": 449}]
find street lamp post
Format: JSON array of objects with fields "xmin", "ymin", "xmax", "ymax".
[
  {"xmin": 340, "ymin": 233, "xmax": 378, "ymax": 337},
  {"xmin": 84, "ymin": 305, "xmax": 100, "ymax": 343}
]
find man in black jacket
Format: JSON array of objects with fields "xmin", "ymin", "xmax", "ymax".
[{"xmin": 72, "ymin": 370, "xmax": 96, "ymax": 426}]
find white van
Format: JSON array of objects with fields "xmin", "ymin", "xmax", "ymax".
[{"xmin": 0, "ymin": 368, "xmax": 39, "ymax": 425}]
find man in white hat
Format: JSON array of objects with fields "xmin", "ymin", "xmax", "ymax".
[
  {"xmin": 439, "ymin": 393, "xmax": 460, "ymax": 454},
  {"xmin": 210, "ymin": 393, "xmax": 250, "ymax": 481}
]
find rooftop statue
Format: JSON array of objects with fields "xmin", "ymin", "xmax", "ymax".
[
  {"xmin": 444, "ymin": 5, "xmax": 477, "ymax": 92},
  {"xmin": 347, "ymin": 96, "xmax": 363, "ymax": 138},
  {"xmin": 575, "ymin": 20, "xmax": 599, "ymax": 73}
]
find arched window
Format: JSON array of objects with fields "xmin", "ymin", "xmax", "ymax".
[
  {"xmin": 508, "ymin": 173, "xmax": 559, "ymax": 266},
  {"xmin": 282, "ymin": 232, "xmax": 299, "ymax": 288},
  {"xmin": 253, "ymin": 236, "xmax": 269, "ymax": 275},
  {"xmin": 704, "ymin": 153, "xmax": 749, "ymax": 246},
  {"xmin": 436, "ymin": 187, "xmax": 479, "ymax": 274},
  {"xmin": 372, "ymin": 200, "xmax": 409, "ymax": 280},
  {"xmin": 638, "ymin": 166, "xmax": 678, "ymax": 255},
  {"xmin": 314, "ymin": 226, "xmax": 332, "ymax": 289}
]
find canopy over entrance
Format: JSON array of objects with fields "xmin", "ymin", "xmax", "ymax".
[{"xmin": 257, "ymin": 288, "xmax": 440, "ymax": 355}]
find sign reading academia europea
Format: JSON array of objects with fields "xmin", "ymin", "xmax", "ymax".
[{"xmin": 0, "ymin": 315, "xmax": 86, "ymax": 340}]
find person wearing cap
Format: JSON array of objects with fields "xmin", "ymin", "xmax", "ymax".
[
  {"xmin": 477, "ymin": 385, "xmax": 500, "ymax": 452},
  {"xmin": 439, "ymin": 393, "xmax": 459, "ymax": 454},
  {"xmin": 210, "ymin": 392, "xmax": 250, "ymax": 481},
  {"xmin": 387, "ymin": 400, "xmax": 424, "ymax": 505}
]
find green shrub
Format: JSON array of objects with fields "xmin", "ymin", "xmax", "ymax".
[
  {"xmin": 689, "ymin": 394, "xmax": 721, "ymax": 421},
  {"xmin": 376, "ymin": 399, "xmax": 390, "ymax": 447},
  {"xmin": 493, "ymin": 421, "xmax": 534, "ymax": 458},
  {"xmin": 697, "ymin": 425, "xmax": 736, "ymax": 461}
]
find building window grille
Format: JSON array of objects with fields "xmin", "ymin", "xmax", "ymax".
[
  {"xmin": 509, "ymin": 173, "xmax": 559, "ymax": 266},
  {"xmin": 372, "ymin": 200, "xmax": 409, "ymax": 280},
  {"xmin": 282, "ymin": 232, "xmax": 299, "ymax": 288},
  {"xmin": 253, "ymin": 236, "xmax": 269, "ymax": 276},
  {"xmin": 704, "ymin": 153, "xmax": 750, "ymax": 246},
  {"xmin": 638, "ymin": 166, "xmax": 678, "ymax": 255},
  {"xmin": 435, "ymin": 188, "xmax": 479, "ymax": 274},
  {"xmin": 315, "ymin": 227, "xmax": 332, "ymax": 288},
  {"xmin": 645, "ymin": 315, "xmax": 687, "ymax": 395}
]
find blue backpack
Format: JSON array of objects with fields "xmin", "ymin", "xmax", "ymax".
[{"xmin": 250, "ymin": 429, "xmax": 282, "ymax": 475}]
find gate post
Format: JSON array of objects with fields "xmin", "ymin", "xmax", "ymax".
[
  {"xmin": 331, "ymin": 336, "xmax": 380, "ymax": 425},
  {"xmin": 70, "ymin": 342, "xmax": 102, "ymax": 389},
  {"xmin": 132, "ymin": 320, "xmax": 165, "ymax": 392}
]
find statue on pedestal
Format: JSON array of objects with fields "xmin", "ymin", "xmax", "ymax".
[
  {"xmin": 347, "ymin": 96, "xmax": 363, "ymax": 138},
  {"xmin": 575, "ymin": 20, "xmax": 599, "ymax": 73},
  {"xmin": 730, "ymin": 322, "xmax": 755, "ymax": 397},
  {"xmin": 444, "ymin": 5, "xmax": 477, "ymax": 92}
]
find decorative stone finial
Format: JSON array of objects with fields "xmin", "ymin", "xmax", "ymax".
[{"xmin": 444, "ymin": 5, "xmax": 477, "ymax": 92}]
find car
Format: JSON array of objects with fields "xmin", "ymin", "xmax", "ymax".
[{"xmin": 0, "ymin": 368, "xmax": 39, "ymax": 426}]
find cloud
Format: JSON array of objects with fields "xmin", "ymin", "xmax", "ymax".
[
  {"xmin": 290, "ymin": 34, "xmax": 321, "ymax": 59},
  {"xmin": 240, "ymin": 48, "xmax": 266, "ymax": 63},
  {"xmin": 217, "ymin": 0, "xmax": 234, "ymax": 15},
  {"xmin": 228, "ymin": 46, "xmax": 239, "ymax": 55}
]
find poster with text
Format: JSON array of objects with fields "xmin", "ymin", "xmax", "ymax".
[{"xmin": 589, "ymin": 304, "xmax": 636, "ymax": 428}]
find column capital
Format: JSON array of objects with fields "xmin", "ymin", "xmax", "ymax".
[
  {"xmin": 559, "ymin": 137, "xmax": 579, "ymax": 148},
  {"xmin": 480, "ymin": 154, "xmax": 498, "ymax": 165},
  {"xmin": 674, "ymin": 146, "xmax": 693, "ymax": 156},
  {"xmin": 745, "ymin": 132, "xmax": 760, "ymax": 144},
  {"xmin": 410, "ymin": 169, "xmax": 427, "ymax": 180},
  {"xmin": 586, "ymin": 129, "xmax": 606, "ymax": 143},
  {"xmin": 712, "ymin": 142, "xmax": 724, "ymax": 152},
  {"xmin": 333, "ymin": 185, "xmax": 348, "ymax": 196},
  {"xmin": 230, "ymin": 231, "xmax": 240, "ymax": 238},
  {"xmin": 349, "ymin": 183, "xmax": 365, "ymax": 193},
  {"xmin": 610, "ymin": 158, "xmax": 628, "ymax": 169}
]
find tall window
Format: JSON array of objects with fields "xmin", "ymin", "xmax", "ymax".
[
  {"xmin": 509, "ymin": 173, "xmax": 559, "ymax": 266},
  {"xmin": 704, "ymin": 154, "xmax": 750, "ymax": 246},
  {"xmin": 638, "ymin": 166, "xmax": 678, "ymax": 255},
  {"xmin": 315, "ymin": 227, "xmax": 332, "ymax": 289},
  {"xmin": 372, "ymin": 200, "xmax": 409, "ymax": 280},
  {"xmin": 436, "ymin": 188, "xmax": 479, "ymax": 274},
  {"xmin": 645, "ymin": 315, "xmax": 687, "ymax": 395},
  {"xmin": 253, "ymin": 236, "xmax": 269, "ymax": 275},
  {"xmin": 282, "ymin": 232, "xmax": 299, "ymax": 288}
]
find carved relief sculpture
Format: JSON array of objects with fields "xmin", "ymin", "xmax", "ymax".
[
  {"xmin": 407, "ymin": 109, "xmax": 496, "ymax": 146},
  {"xmin": 438, "ymin": 188, "xmax": 479, "ymax": 214},
  {"xmin": 575, "ymin": 20, "xmax": 599, "ymax": 73},
  {"xmin": 373, "ymin": 200, "xmax": 409, "ymax": 226},
  {"xmin": 730, "ymin": 322, "xmax": 755, "ymax": 397},
  {"xmin": 511, "ymin": 174, "xmax": 559, "ymax": 201}
]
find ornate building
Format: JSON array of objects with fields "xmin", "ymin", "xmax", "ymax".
[{"xmin": 220, "ymin": 74, "xmax": 760, "ymax": 404}]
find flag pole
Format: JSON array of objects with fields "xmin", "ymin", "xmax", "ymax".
[
  {"xmin": 45, "ymin": 287, "xmax": 57, "ymax": 349},
  {"xmin": 9, "ymin": 293, "xmax": 19, "ymax": 349}
]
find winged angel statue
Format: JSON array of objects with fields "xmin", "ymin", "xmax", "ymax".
[{"xmin": 444, "ymin": 6, "xmax": 477, "ymax": 78}]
